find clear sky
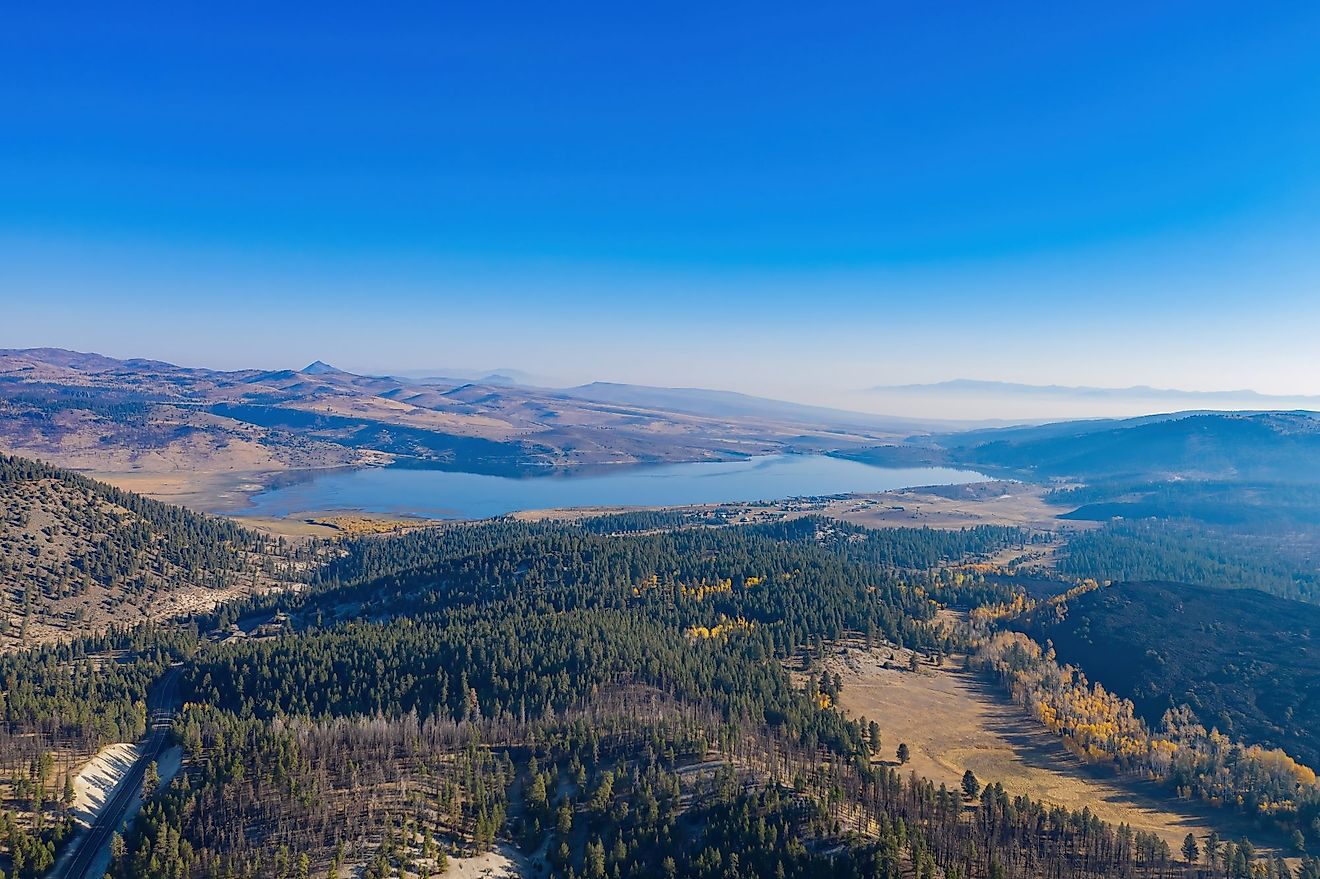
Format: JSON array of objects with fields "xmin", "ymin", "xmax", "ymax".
[{"xmin": 3, "ymin": 2, "xmax": 1320, "ymax": 406}]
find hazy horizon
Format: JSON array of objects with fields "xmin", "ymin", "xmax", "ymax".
[
  {"xmin": 5, "ymin": 3, "xmax": 1320, "ymax": 409},
  {"xmin": 8, "ymin": 342, "xmax": 1320, "ymax": 422}
]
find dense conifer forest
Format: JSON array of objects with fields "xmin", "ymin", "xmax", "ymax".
[{"xmin": 1053, "ymin": 519, "xmax": 1320, "ymax": 603}]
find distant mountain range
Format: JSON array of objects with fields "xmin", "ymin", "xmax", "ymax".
[
  {"xmin": 0, "ymin": 348, "xmax": 958, "ymax": 491},
  {"xmin": 12, "ymin": 348, "xmax": 1320, "ymax": 509},
  {"xmin": 554, "ymin": 382, "xmax": 956, "ymax": 433},
  {"xmin": 389, "ymin": 365, "xmax": 549, "ymax": 387},
  {"xmin": 871, "ymin": 378, "xmax": 1320, "ymax": 404},
  {"xmin": 860, "ymin": 379, "xmax": 1320, "ymax": 421}
]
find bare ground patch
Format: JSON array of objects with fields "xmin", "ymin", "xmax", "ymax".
[
  {"xmin": 72, "ymin": 742, "xmax": 141, "ymax": 827},
  {"xmin": 93, "ymin": 468, "xmax": 313, "ymax": 515},
  {"xmin": 823, "ymin": 482, "xmax": 1076, "ymax": 532},
  {"xmin": 445, "ymin": 843, "xmax": 532, "ymax": 879}
]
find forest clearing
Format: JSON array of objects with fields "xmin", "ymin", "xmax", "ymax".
[{"xmin": 824, "ymin": 643, "xmax": 1288, "ymax": 853}]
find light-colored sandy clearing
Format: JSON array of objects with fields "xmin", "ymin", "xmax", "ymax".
[
  {"xmin": 94, "ymin": 469, "xmax": 437, "ymax": 540},
  {"xmin": 337, "ymin": 841, "xmax": 531, "ymax": 879},
  {"xmin": 229, "ymin": 515, "xmax": 345, "ymax": 539},
  {"xmin": 826, "ymin": 645, "xmax": 1279, "ymax": 851},
  {"xmin": 824, "ymin": 482, "xmax": 1071, "ymax": 532},
  {"xmin": 446, "ymin": 843, "xmax": 531, "ymax": 879},
  {"xmin": 230, "ymin": 511, "xmax": 440, "ymax": 539},
  {"xmin": 72, "ymin": 742, "xmax": 141, "ymax": 826},
  {"xmin": 91, "ymin": 469, "xmax": 282, "ymax": 513}
]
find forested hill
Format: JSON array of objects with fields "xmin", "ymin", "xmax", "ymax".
[
  {"xmin": 1017, "ymin": 580, "xmax": 1320, "ymax": 768},
  {"xmin": 944, "ymin": 411, "xmax": 1320, "ymax": 482},
  {"xmin": 194, "ymin": 517, "xmax": 1031, "ymax": 740},
  {"xmin": 8, "ymin": 509, "xmax": 1308, "ymax": 879},
  {"xmin": 307, "ymin": 514, "xmax": 1032, "ymax": 590},
  {"xmin": 1051, "ymin": 517, "xmax": 1320, "ymax": 603},
  {"xmin": 846, "ymin": 411, "xmax": 1320, "ymax": 485},
  {"xmin": 0, "ymin": 453, "xmax": 300, "ymax": 648}
]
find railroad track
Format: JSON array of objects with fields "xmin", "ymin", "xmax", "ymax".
[{"xmin": 51, "ymin": 666, "xmax": 181, "ymax": 879}]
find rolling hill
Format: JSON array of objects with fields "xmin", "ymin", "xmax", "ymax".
[
  {"xmin": 0, "ymin": 453, "xmax": 297, "ymax": 649},
  {"xmin": 1017, "ymin": 580, "xmax": 1320, "ymax": 768},
  {"xmin": 943, "ymin": 411, "xmax": 1320, "ymax": 482},
  {"xmin": 845, "ymin": 411, "xmax": 1320, "ymax": 485},
  {"xmin": 0, "ymin": 349, "xmax": 935, "ymax": 493}
]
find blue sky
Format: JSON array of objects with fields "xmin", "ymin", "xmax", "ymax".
[{"xmin": 3, "ymin": 2, "xmax": 1320, "ymax": 403}]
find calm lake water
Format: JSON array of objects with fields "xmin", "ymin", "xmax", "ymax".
[{"xmin": 237, "ymin": 455, "xmax": 990, "ymax": 520}]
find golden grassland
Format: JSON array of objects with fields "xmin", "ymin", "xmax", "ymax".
[
  {"xmin": 823, "ymin": 642, "xmax": 1293, "ymax": 855},
  {"xmin": 823, "ymin": 481, "xmax": 1075, "ymax": 531}
]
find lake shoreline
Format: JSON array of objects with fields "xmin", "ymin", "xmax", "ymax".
[{"xmin": 230, "ymin": 454, "xmax": 993, "ymax": 522}]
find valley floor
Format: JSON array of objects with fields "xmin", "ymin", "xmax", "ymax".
[
  {"xmin": 826, "ymin": 482, "xmax": 1066, "ymax": 531},
  {"xmin": 91, "ymin": 468, "xmax": 302, "ymax": 515},
  {"xmin": 826, "ymin": 643, "xmax": 1290, "ymax": 854}
]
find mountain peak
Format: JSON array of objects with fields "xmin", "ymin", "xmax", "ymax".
[{"xmin": 302, "ymin": 360, "xmax": 341, "ymax": 375}]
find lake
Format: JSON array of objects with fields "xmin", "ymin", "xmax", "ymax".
[{"xmin": 236, "ymin": 454, "xmax": 990, "ymax": 520}]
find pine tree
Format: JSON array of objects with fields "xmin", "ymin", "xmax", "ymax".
[
  {"xmin": 142, "ymin": 760, "xmax": 160, "ymax": 799},
  {"xmin": 1183, "ymin": 833, "xmax": 1200, "ymax": 866},
  {"xmin": 961, "ymin": 769, "xmax": 980, "ymax": 799}
]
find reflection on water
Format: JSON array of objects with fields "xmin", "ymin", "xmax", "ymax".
[{"xmin": 236, "ymin": 454, "xmax": 991, "ymax": 520}]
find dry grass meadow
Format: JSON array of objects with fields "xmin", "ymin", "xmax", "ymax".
[{"xmin": 825, "ymin": 643, "xmax": 1286, "ymax": 852}]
